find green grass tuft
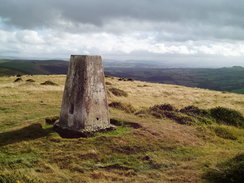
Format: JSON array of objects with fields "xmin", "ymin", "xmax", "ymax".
[
  {"xmin": 210, "ymin": 107, "xmax": 244, "ymax": 127},
  {"xmin": 213, "ymin": 126, "xmax": 238, "ymax": 140}
]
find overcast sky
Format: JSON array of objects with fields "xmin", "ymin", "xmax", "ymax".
[{"xmin": 0, "ymin": 0, "xmax": 244, "ymax": 66}]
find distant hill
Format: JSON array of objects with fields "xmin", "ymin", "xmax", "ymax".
[
  {"xmin": 0, "ymin": 59, "xmax": 244, "ymax": 94},
  {"xmin": 0, "ymin": 59, "xmax": 68, "ymax": 75},
  {"xmin": 0, "ymin": 59, "xmax": 171, "ymax": 76},
  {"xmin": 106, "ymin": 66, "xmax": 244, "ymax": 94}
]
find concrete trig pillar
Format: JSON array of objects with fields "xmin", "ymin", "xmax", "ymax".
[{"xmin": 54, "ymin": 55, "xmax": 113, "ymax": 137}]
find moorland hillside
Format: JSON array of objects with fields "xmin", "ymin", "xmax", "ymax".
[{"xmin": 0, "ymin": 75, "xmax": 243, "ymax": 183}]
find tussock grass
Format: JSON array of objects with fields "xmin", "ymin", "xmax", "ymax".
[
  {"xmin": 150, "ymin": 104, "xmax": 176, "ymax": 112},
  {"xmin": 138, "ymin": 103, "xmax": 243, "ymax": 127},
  {"xmin": 180, "ymin": 105, "xmax": 209, "ymax": 116},
  {"xmin": 109, "ymin": 87, "xmax": 128, "ymax": 97},
  {"xmin": 210, "ymin": 107, "xmax": 244, "ymax": 127},
  {"xmin": 109, "ymin": 102, "xmax": 136, "ymax": 113},
  {"xmin": 212, "ymin": 126, "xmax": 238, "ymax": 140}
]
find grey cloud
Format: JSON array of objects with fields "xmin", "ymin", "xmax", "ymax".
[
  {"xmin": 1, "ymin": 0, "xmax": 244, "ymax": 37},
  {"xmin": 0, "ymin": 0, "xmax": 242, "ymax": 25}
]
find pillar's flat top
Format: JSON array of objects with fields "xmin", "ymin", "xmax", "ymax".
[{"xmin": 71, "ymin": 55, "xmax": 101, "ymax": 57}]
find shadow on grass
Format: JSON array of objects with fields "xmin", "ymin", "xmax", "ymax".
[
  {"xmin": 110, "ymin": 119, "xmax": 142, "ymax": 129},
  {"xmin": 0, "ymin": 123, "xmax": 53, "ymax": 147}
]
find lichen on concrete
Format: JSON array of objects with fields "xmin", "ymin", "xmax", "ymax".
[{"xmin": 54, "ymin": 55, "xmax": 114, "ymax": 137}]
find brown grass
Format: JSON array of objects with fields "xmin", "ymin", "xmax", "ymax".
[
  {"xmin": 105, "ymin": 77, "xmax": 244, "ymax": 114},
  {"xmin": 109, "ymin": 87, "xmax": 128, "ymax": 97},
  {"xmin": 109, "ymin": 102, "xmax": 136, "ymax": 113}
]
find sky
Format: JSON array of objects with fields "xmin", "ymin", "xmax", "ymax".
[{"xmin": 0, "ymin": 0, "xmax": 244, "ymax": 66}]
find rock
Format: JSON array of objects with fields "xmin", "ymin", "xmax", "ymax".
[
  {"xmin": 26, "ymin": 79, "xmax": 35, "ymax": 82},
  {"xmin": 40, "ymin": 80, "xmax": 58, "ymax": 86},
  {"xmin": 45, "ymin": 116, "xmax": 59, "ymax": 125},
  {"xmin": 14, "ymin": 78, "xmax": 23, "ymax": 82}
]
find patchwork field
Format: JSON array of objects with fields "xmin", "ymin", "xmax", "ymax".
[{"xmin": 0, "ymin": 75, "xmax": 243, "ymax": 183}]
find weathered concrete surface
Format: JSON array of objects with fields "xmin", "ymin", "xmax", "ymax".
[{"xmin": 55, "ymin": 55, "xmax": 113, "ymax": 136}]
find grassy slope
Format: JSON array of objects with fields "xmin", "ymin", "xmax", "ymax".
[{"xmin": 0, "ymin": 75, "xmax": 243, "ymax": 183}]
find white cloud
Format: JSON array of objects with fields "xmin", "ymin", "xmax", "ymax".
[
  {"xmin": 16, "ymin": 30, "xmax": 44, "ymax": 44},
  {"xmin": 1, "ymin": 28, "xmax": 244, "ymax": 61}
]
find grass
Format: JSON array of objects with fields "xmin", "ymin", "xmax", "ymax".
[
  {"xmin": 210, "ymin": 107, "xmax": 244, "ymax": 127},
  {"xmin": 0, "ymin": 171, "xmax": 42, "ymax": 183},
  {"xmin": 0, "ymin": 75, "xmax": 244, "ymax": 182},
  {"xmin": 204, "ymin": 153, "xmax": 244, "ymax": 183},
  {"xmin": 109, "ymin": 102, "xmax": 136, "ymax": 113},
  {"xmin": 212, "ymin": 126, "xmax": 238, "ymax": 140},
  {"xmin": 109, "ymin": 87, "xmax": 128, "ymax": 97}
]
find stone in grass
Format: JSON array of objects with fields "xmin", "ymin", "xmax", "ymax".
[
  {"xmin": 40, "ymin": 80, "xmax": 58, "ymax": 86},
  {"xmin": 45, "ymin": 116, "xmax": 59, "ymax": 125},
  {"xmin": 26, "ymin": 79, "xmax": 35, "ymax": 82},
  {"xmin": 105, "ymin": 81, "xmax": 112, "ymax": 85},
  {"xmin": 14, "ymin": 77, "xmax": 23, "ymax": 82}
]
